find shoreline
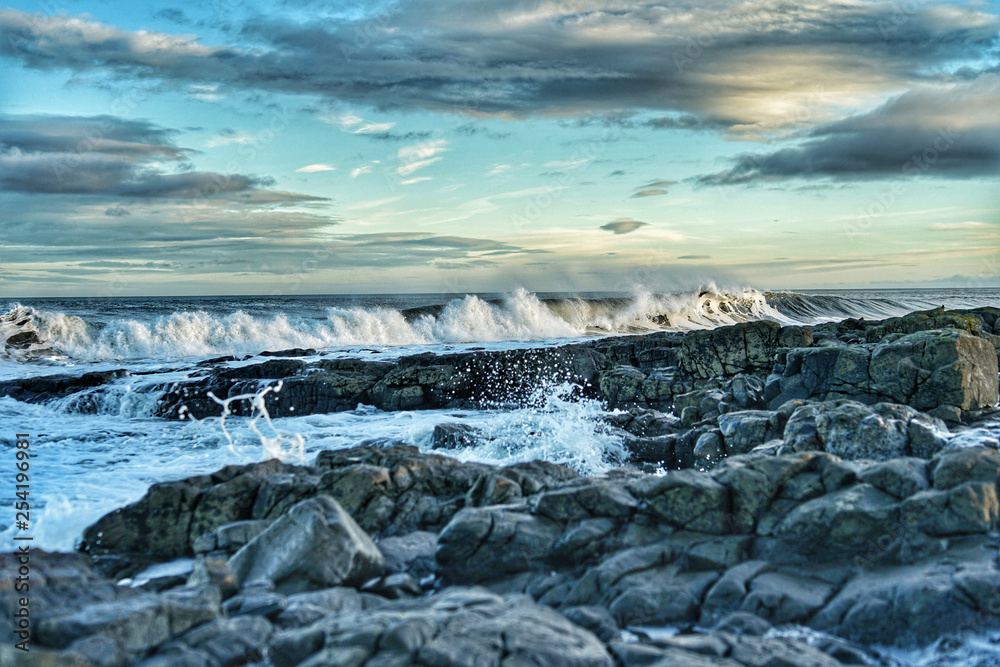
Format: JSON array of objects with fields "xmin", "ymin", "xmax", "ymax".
[{"xmin": 1, "ymin": 305, "xmax": 999, "ymax": 665}]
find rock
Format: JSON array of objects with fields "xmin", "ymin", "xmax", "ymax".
[
  {"xmin": 810, "ymin": 541, "xmax": 999, "ymax": 645},
  {"xmin": 144, "ymin": 616, "xmax": 273, "ymax": 666},
  {"xmin": 693, "ymin": 431, "xmax": 725, "ymax": 467},
  {"xmin": 930, "ymin": 446, "xmax": 1000, "ymax": 490},
  {"xmin": 430, "ymin": 422, "xmax": 481, "ymax": 449},
  {"xmin": 740, "ymin": 571, "xmax": 834, "ymax": 624},
  {"xmin": 268, "ymin": 588, "xmax": 613, "ymax": 667},
  {"xmin": 767, "ymin": 328, "xmax": 999, "ymax": 413},
  {"xmin": 377, "ymin": 531, "xmax": 438, "ymax": 580},
  {"xmin": 632, "ymin": 470, "xmax": 731, "ymax": 534},
  {"xmin": 228, "ymin": 496, "xmax": 384, "ymax": 592},
  {"xmin": 857, "ymin": 458, "xmax": 929, "ymax": 499},
  {"xmin": 561, "ymin": 605, "xmax": 620, "ymax": 643},
  {"xmin": 769, "ymin": 484, "xmax": 899, "ymax": 561},
  {"xmin": 782, "ymin": 400, "xmax": 948, "ymax": 461},
  {"xmin": 276, "ymin": 587, "xmax": 386, "ymax": 629},
  {"xmin": 600, "ymin": 365, "xmax": 647, "ymax": 406},
  {"xmin": 436, "ymin": 506, "xmax": 562, "ymax": 583},
  {"xmin": 901, "ymin": 482, "xmax": 999, "ymax": 536},
  {"xmin": 712, "ymin": 611, "xmax": 773, "ymax": 636},
  {"xmin": 0, "ymin": 369, "xmax": 129, "ymax": 404},
  {"xmin": 679, "ymin": 320, "xmax": 783, "ymax": 379},
  {"xmin": 360, "ymin": 572, "xmax": 424, "ymax": 599},
  {"xmin": 730, "ymin": 374, "xmax": 765, "ymax": 409},
  {"xmin": 82, "ymin": 459, "xmax": 306, "ymax": 560},
  {"xmin": 718, "ymin": 410, "xmax": 777, "ymax": 456},
  {"xmin": 36, "ymin": 586, "xmax": 220, "ymax": 658}
]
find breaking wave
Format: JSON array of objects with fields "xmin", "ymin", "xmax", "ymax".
[{"xmin": 2, "ymin": 286, "xmax": 994, "ymax": 364}]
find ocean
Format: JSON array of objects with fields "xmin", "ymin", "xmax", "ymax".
[{"xmin": 1, "ymin": 285, "xmax": 998, "ymax": 554}]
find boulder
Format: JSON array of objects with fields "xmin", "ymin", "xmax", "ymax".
[
  {"xmin": 767, "ymin": 329, "xmax": 998, "ymax": 413},
  {"xmin": 782, "ymin": 400, "xmax": 948, "ymax": 460},
  {"xmin": 228, "ymin": 496, "xmax": 384, "ymax": 592},
  {"xmin": 268, "ymin": 588, "xmax": 613, "ymax": 667}
]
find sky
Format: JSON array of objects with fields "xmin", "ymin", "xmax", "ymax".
[{"xmin": 0, "ymin": 0, "xmax": 998, "ymax": 297}]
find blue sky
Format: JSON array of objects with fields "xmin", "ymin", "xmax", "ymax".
[{"xmin": 1, "ymin": 0, "xmax": 998, "ymax": 296}]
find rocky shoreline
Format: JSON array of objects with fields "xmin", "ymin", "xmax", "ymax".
[{"xmin": 2, "ymin": 306, "xmax": 1000, "ymax": 666}]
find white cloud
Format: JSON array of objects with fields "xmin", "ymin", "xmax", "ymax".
[
  {"xmin": 400, "ymin": 177, "xmax": 432, "ymax": 185},
  {"xmin": 319, "ymin": 112, "xmax": 396, "ymax": 134},
  {"xmin": 397, "ymin": 140, "xmax": 450, "ymax": 175},
  {"xmin": 204, "ymin": 132, "xmax": 255, "ymax": 148},
  {"xmin": 295, "ymin": 163, "xmax": 336, "ymax": 173},
  {"xmin": 350, "ymin": 165, "xmax": 373, "ymax": 178},
  {"xmin": 397, "ymin": 157, "xmax": 442, "ymax": 176},
  {"xmin": 488, "ymin": 164, "xmax": 511, "ymax": 175},
  {"xmin": 543, "ymin": 157, "xmax": 592, "ymax": 170}
]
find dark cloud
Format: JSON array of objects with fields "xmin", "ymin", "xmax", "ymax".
[
  {"xmin": 2, "ymin": 3, "xmax": 995, "ymax": 129},
  {"xmin": 153, "ymin": 8, "xmax": 190, "ymax": 25},
  {"xmin": 364, "ymin": 131, "xmax": 435, "ymax": 142},
  {"xmin": 601, "ymin": 218, "xmax": 648, "ymax": 235},
  {"xmin": 104, "ymin": 205, "xmax": 130, "ymax": 216},
  {"xmin": 678, "ymin": 254, "xmax": 711, "ymax": 260},
  {"xmin": 0, "ymin": 114, "xmax": 325, "ymax": 201},
  {"xmin": 695, "ymin": 74, "xmax": 1000, "ymax": 185}
]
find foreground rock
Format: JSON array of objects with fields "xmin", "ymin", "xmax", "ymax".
[{"xmin": 3, "ymin": 441, "xmax": 979, "ymax": 665}]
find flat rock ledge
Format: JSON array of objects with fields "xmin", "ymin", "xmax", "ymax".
[{"xmin": 2, "ymin": 438, "xmax": 999, "ymax": 666}]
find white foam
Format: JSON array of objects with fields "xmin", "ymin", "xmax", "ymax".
[{"xmin": 0, "ymin": 286, "xmax": 806, "ymax": 364}]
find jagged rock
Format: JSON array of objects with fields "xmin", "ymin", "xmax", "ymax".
[
  {"xmin": 276, "ymin": 587, "xmax": 386, "ymax": 629},
  {"xmin": 781, "ymin": 400, "xmax": 948, "ymax": 460},
  {"xmin": 717, "ymin": 410, "xmax": 782, "ymax": 456},
  {"xmin": 36, "ymin": 586, "xmax": 220, "ymax": 659},
  {"xmin": 810, "ymin": 539, "xmax": 1000, "ymax": 645},
  {"xmin": 930, "ymin": 445, "xmax": 1000, "ymax": 490},
  {"xmin": 599, "ymin": 365, "xmax": 647, "ymax": 406},
  {"xmin": 768, "ymin": 329, "xmax": 999, "ymax": 413},
  {"xmin": 268, "ymin": 588, "xmax": 613, "ymax": 667},
  {"xmin": 228, "ymin": 496, "xmax": 384, "ymax": 593},
  {"xmin": 857, "ymin": 458, "xmax": 929, "ymax": 499},
  {"xmin": 140, "ymin": 616, "xmax": 273, "ymax": 667},
  {"xmin": 430, "ymin": 422, "xmax": 481, "ymax": 449},
  {"xmin": 436, "ymin": 505, "xmax": 562, "ymax": 583},
  {"xmin": 768, "ymin": 484, "xmax": 899, "ymax": 561}
]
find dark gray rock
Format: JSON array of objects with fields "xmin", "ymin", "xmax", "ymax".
[
  {"xmin": 430, "ymin": 422, "xmax": 481, "ymax": 449},
  {"xmin": 228, "ymin": 496, "xmax": 384, "ymax": 592},
  {"xmin": 268, "ymin": 587, "xmax": 613, "ymax": 667}
]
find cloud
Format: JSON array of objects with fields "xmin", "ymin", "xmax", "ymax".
[
  {"xmin": 0, "ymin": 114, "xmax": 327, "ymax": 202},
  {"xmin": 630, "ymin": 179, "xmax": 675, "ymax": 198},
  {"xmin": 319, "ymin": 112, "xmax": 396, "ymax": 134},
  {"xmin": 104, "ymin": 205, "xmax": 130, "ymax": 217},
  {"xmin": 678, "ymin": 254, "xmax": 711, "ymax": 260},
  {"xmin": 930, "ymin": 221, "xmax": 994, "ymax": 231},
  {"xmin": 601, "ymin": 217, "xmax": 648, "ymax": 235},
  {"xmin": 3, "ymin": 3, "xmax": 996, "ymax": 130},
  {"xmin": 350, "ymin": 165, "xmax": 373, "ymax": 178},
  {"xmin": 694, "ymin": 74, "xmax": 1000, "ymax": 185},
  {"xmin": 397, "ymin": 139, "xmax": 449, "ymax": 176},
  {"xmin": 295, "ymin": 163, "xmax": 336, "ymax": 173}
]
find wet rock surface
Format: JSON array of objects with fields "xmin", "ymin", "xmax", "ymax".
[{"xmin": 2, "ymin": 306, "xmax": 1000, "ymax": 665}]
